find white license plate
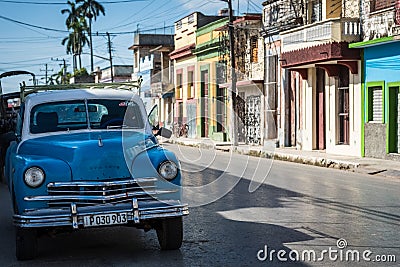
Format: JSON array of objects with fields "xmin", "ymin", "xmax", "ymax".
[{"xmin": 83, "ymin": 213, "xmax": 128, "ymax": 227}]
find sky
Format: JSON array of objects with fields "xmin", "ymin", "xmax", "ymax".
[{"xmin": 0, "ymin": 0, "xmax": 264, "ymax": 93}]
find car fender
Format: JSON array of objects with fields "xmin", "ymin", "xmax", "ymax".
[
  {"xmin": 9, "ymin": 154, "xmax": 72, "ymax": 213},
  {"xmin": 130, "ymin": 146, "xmax": 182, "ymax": 201}
]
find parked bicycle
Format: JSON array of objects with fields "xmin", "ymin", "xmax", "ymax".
[{"xmin": 174, "ymin": 122, "xmax": 189, "ymax": 138}]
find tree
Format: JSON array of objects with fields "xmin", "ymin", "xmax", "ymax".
[
  {"xmin": 61, "ymin": 1, "xmax": 80, "ymax": 29},
  {"xmin": 61, "ymin": 1, "xmax": 89, "ymax": 71},
  {"xmin": 76, "ymin": 0, "xmax": 105, "ymax": 72}
]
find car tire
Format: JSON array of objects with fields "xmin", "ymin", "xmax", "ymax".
[
  {"xmin": 156, "ymin": 217, "xmax": 183, "ymax": 250},
  {"xmin": 15, "ymin": 227, "xmax": 37, "ymax": 261}
]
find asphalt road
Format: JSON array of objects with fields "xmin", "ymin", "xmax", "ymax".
[{"xmin": 0, "ymin": 143, "xmax": 398, "ymax": 266}]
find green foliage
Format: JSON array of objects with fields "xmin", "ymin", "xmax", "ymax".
[
  {"xmin": 61, "ymin": 0, "xmax": 105, "ymax": 70},
  {"xmin": 73, "ymin": 68, "xmax": 89, "ymax": 77}
]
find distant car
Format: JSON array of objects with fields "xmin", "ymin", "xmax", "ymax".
[
  {"xmin": 0, "ymin": 91, "xmax": 20, "ymax": 183},
  {"xmin": 4, "ymin": 84, "xmax": 188, "ymax": 260}
]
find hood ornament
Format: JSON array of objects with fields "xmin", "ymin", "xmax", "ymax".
[{"xmin": 98, "ymin": 135, "xmax": 104, "ymax": 147}]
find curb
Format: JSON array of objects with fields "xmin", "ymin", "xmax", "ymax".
[{"xmin": 169, "ymin": 139, "xmax": 360, "ymax": 171}]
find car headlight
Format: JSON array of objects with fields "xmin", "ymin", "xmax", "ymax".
[
  {"xmin": 24, "ymin": 167, "xmax": 45, "ymax": 188},
  {"xmin": 158, "ymin": 161, "xmax": 178, "ymax": 181}
]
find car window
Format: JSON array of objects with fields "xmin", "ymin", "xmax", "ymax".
[
  {"xmin": 88, "ymin": 99, "xmax": 144, "ymax": 129},
  {"xmin": 30, "ymin": 99, "xmax": 145, "ymax": 134},
  {"xmin": 30, "ymin": 100, "xmax": 87, "ymax": 133}
]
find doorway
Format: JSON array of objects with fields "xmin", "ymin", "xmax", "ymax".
[
  {"xmin": 315, "ymin": 68, "xmax": 326, "ymax": 150},
  {"xmin": 201, "ymin": 70, "xmax": 209, "ymax": 137}
]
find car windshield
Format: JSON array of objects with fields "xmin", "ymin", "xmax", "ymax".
[{"xmin": 30, "ymin": 99, "xmax": 144, "ymax": 134}]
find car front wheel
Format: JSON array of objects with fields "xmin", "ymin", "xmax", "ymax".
[
  {"xmin": 15, "ymin": 227, "xmax": 37, "ymax": 260},
  {"xmin": 156, "ymin": 217, "xmax": 183, "ymax": 250}
]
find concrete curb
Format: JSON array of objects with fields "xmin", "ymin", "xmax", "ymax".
[{"xmin": 168, "ymin": 139, "xmax": 360, "ymax": 171}]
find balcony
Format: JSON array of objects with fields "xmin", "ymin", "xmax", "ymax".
[
  {"xmin": 281, "ymin": 18, "xmax": 360, "ymax": 52},
  {"xmin": 363, "ymin": 6, "xmax": 399, "ymax": 41}
]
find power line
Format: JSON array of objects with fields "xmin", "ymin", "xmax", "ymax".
[
  {"xmin": 0, "ymin": 0, "xmax": 148, "ymax": 5},
  {"xmin": 0, "ymin": 14, "xmax": 67, "ymax": 33}
]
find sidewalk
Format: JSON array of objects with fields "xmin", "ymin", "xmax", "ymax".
[{"xmin": 166, "ymin": 137, "xmax": 400, "ymax": 179}]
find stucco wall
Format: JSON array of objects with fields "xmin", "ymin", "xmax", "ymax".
[
  {"xmin": 301, "ymin": 68, "xmax": 315, "ymax": 150},
  {"xmin": 364, "ymin": 123, "xmax": 387, "ymax": 158},
  {"xmin": 325, "ymin": 66, "xmax": 362, "ymax": 157}
]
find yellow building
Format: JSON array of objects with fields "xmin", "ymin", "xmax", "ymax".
[
  {"xmin": 193, "ymin": 17, "xmax": 229, "ymax": 141},
  {"xmin": 169, "ymin": 12, "xmax": 221, "ymax": 138}
]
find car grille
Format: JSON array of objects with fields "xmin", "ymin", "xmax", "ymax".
[{"xmin": 46, "ymin": 178, "xmax": 157, "ymax": 207}]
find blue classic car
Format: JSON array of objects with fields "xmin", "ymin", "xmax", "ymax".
[{"xmin": 4, "ymin": 84, "xmax": 188, "ymax": 260}]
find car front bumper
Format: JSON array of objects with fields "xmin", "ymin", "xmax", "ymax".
[{"xmin": 14, "ymin": 199, "xmax": 189, "ymax": 229}]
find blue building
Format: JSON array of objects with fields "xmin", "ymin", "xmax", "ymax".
[{"xmin": 350, "ymin": 0, "xmax": 400, "ymax": 160}]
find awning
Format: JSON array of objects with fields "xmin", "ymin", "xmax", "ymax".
[
  {"xmin": 349, "ymin": 36, "xmax": 399, "ymax": 48},
  {"xmin": 162, "ymin": 91, "xmax": 174, "ymax": 99}
]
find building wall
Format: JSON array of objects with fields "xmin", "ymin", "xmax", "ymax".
[
  {"xmin": 174, "ymin": 57, "xmax": 197, "ymax": 119},
  {"xmin": 364, "ymin": 42, "xmax": 400, "ymax": 158},
  {"xmin": 325, "ymin": 67, "xmax": 362, "ymax": 156},
  {"xmin": 194, "ymin": 18, "xmax": 229, "ymax": 140},
  {"xmin": 301, "ymin": 68, "xmax": 316, "ymax": 151},
  {"xmin": 361, "ymin": 0, "xmax": 399, "ymax": 41},
  {"xmin": 175, "ymin": 13, "xmax": 199, "ymax": 48},
  {"xmin": 299, "ymin": 66, "xmax": 362, "ymax": 156}
]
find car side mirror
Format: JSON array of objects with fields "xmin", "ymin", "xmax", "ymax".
[{"xmin": 156, "ymin": 127, "xmax": 172, "ymax": 138}]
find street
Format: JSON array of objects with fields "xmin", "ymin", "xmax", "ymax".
[{"xmin": 0, "ymin": 143, "xmax": 399, "ymax": 266}]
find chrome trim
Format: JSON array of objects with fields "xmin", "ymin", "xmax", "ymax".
[
  {"xmin": 71, "ymin": 203, "xmax": 78, "ymax": 229},
  {"xmin": 24, "ymin": 189, "xmax": 178, "ymax": 202},
  {"xmin": 132, "ymin": 198, "xmax": 139, "ymax": 223},
  {"xmin": 47, "ymin": 178, "xmax": 158, "ymax": 187},
  {"xmin": 13, "ymin": 199, "xmax": 189, "ymax": 228}
]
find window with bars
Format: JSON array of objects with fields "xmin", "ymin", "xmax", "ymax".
[
  {"xmin": 311, "ymin": 0, "xmax": 322, "ymax": 23},
  {"xmin": 368, "ymin": 86, "xmax": 384, "ymax": 122},
  {"xmin": 187, "ymin": 71, "xmax": 194, "ymax": 99},
  {"xmin": 176, "ymin": 20, "xmax": 182, "ymax": 30},
  {"xmin": 250, "ymin": 37, "xmax": 258, "ymax": 63},
  {"xmin": 176, "ymin": 73, "xmax": 183, "ymax": 99},
  {"xmin": 216, "ymin": 87, "xmax": 225, "ymax": 132},
  {"xmin": 337, "ymin": 68, "xmax": 350, "ymax": 145},
  {"xmin": 188, "ymin": 14, "xmax": 195, "ymax": 24}
]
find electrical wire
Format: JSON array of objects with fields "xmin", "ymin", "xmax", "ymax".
[
  {"xmin": 0, "ymin": 14, "xmax": 67, "ymax": 33},
  {"xmin": 0, "ymin": 0, "xmax": 148, "ymax": 5}
]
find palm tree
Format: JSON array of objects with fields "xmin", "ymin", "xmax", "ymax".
[
  {"xmin": 61, "ymin": 1, "xmax": 80, "ymax": 28},
  {"xmin": 61, "ymin": 18, "xmax": 89, "ymax": 70},
  {"xmin": 76, "ymin": 0, "xmax": 105, "ymax": 73},
  {"xmin": 61, "ymin": 1, "xmax": 89, "ymax": 71}
]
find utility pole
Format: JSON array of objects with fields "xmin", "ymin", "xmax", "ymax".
[
  {"xmin": 51, "ymin": 58, "xmax": 68, "ymax": 84},
  {"xmin": 88, "ymin": 0, "xmax": 94, "ymax": 73},
  {"xmin": 223, "ymin": 0, "xmax": 238, "ymax": 146},
  {"xmin": 106, "ymin": 32, "xmax": 114, "ymax": 83},
  {"xmin": 40, "ymin": 64, "xmax": 53, "ymax": 85}
]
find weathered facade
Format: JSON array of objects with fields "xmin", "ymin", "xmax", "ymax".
[
  {"xmin": 279, "ymin": 0, "xmax": 363, "ymax": 157},
  {"xmin": 350, "ymin": 0, "xmax": 400, "ymax": 160},
  {"xmin": 219, "ymin": 14, "xmax": 265, "ymax": 145},
  {"xmin": 262, "ymin": 0, "xmax": 304, "ymax": 148},
  {"xmin": 194, "ymin": 17, "xmax": 229, "ymax": 141},
  {"xmin": 170, "ymin": 12, "xmax": 221, "ymax": 138},
  {"xmin": 128, "ymin": 34, "xmax": 174, "ymax": 112}
]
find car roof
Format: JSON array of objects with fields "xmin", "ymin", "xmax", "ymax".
[{"xmin": 25, "ymin": 88, "xmax": 138, "ymax": 107}]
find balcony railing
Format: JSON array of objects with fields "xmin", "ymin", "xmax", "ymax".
[
  {"xmin": 281, "ymin": 18, "xmax": 360, "ymax": 52},
  {"xmin": 363, "ymin": 7, "xmax": 398, "ymax": 41}
]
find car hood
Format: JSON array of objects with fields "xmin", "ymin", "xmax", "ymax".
[{"xmin": 17, "ymin": 131, "xmax": 154, "ymax": 181}]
